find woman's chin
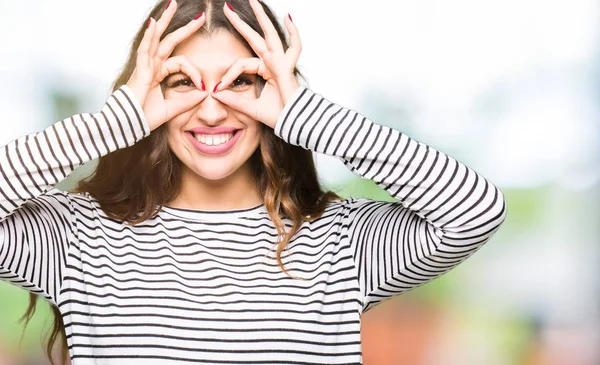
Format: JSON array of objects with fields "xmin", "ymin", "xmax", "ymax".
[{"xmin": 184, "ymin": 162, "xmax": 245, "ymax": 183}]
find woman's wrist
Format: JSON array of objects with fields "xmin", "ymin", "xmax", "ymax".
[{"xmin": 279, "ymin": 77, "xmax": 301, "ymax": 109}]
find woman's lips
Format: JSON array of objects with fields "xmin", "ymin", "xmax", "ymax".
[{"xmin": 186, "ymin": 130, "xmax": 242, "ymax": 155}]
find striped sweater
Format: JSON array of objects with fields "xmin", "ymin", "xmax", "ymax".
[{"xmin": 0, "ymin": 85, "xmax": 506, "ymax": 364}]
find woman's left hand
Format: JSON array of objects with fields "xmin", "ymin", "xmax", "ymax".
[{"xmin": 211, "ymin": 0, "xmax": 301, "ymax": 129}]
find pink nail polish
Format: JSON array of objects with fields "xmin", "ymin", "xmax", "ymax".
[
  {"xmin": 288, "ymin": 14, "xmax": 293, "ymax": 22},
  {"xmin": 213, "ymin": 81, "xmax": 222, "ymax": 93},
  {"xmin": 226, "ymin": 2, "xmax": 235, "ymax": 12},
  {"xmin": 147, "ymin": 17, "xmax": 152, "ymax": 27},
  {"xmin": 194, "ymin": 12, "xmax": 204, "ymax": 20},
  {"xmin": 166, "ymin": 0, "xmax": 172, "ymax": 9}
]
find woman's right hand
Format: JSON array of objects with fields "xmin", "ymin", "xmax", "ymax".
[{"xmin": 126, "ymin": 0, "xmax": 207, "ymax": 131}]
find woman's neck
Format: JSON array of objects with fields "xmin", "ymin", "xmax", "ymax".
[{"xmin": 167, "ymin": 163, "xmax": 262, "ymax": 211}]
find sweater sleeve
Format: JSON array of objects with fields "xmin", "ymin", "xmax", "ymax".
[
  {"xmin": 0, "ymin": 86, "xmax": 149, "ymax": 304},
  {"xmin": 275, "ymin": 86, "xmax": 507, "ymax": 312}
]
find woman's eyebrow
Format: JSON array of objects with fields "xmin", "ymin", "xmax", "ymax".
[{"xmin": 163, "ymin": 72, "xmax": 186, "ymax": 82}]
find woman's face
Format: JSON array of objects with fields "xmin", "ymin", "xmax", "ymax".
[{"xmin": 164, "ymin": 30, "xmax": 261, "ymax": 182}]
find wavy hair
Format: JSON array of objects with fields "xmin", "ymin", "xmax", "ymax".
[{"xmin": 22, "ymin": 1, "xmax": 339, "ymax": 364}]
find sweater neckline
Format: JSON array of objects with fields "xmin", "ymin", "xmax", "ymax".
[{"xmin": 159, "ymin": 203, "xmax": 268, "ymax": 221}]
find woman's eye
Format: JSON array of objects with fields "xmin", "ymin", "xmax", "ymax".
[
  {"xmin": 168, "ymin": 78, "xmax": 193, "ymax": 89},
  {"xmin": 230, "ymin": 76, "xmax": 254, "ymax": 89}
]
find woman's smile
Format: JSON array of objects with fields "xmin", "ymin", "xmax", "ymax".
[{"xmin": 186, "ymin": 127, "xmax": 243, "ymax": 155}]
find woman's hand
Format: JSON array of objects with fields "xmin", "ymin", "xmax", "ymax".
[
  {"xmin": 126, "ymin": 0, "xmax": 208, "ymax": 131},
  {"xmin": 211, "ymin": 0, "xmax": 301, "ymax": 129}
]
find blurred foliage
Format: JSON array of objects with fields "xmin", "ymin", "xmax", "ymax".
[
  {"xmin": 50, "ymin": 91, "xmax": 80, "ymax": 122},
  {"xmin": 458, "ymin": 307, "xmax": 536, "ymax": 365},
  {"xmin": 501, "ymin": 187, "xmax": 549, "ymax": 233},
  {"xmin": 0, "ymin": 281, "xmax": 52, "ymax": 358}
]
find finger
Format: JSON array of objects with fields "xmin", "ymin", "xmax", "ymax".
[
  {"xmin": 248, "ymin": 0, "xmax": 283, "ymax": 53},
  {"xmin": 150, "ymin": 0, "xmax": 178, "ymax": 56},
  {"xmin": 212, "ymin": 90, "xmax": 259, "ymax": 120},
  {"xmin": 216, "ymin": 58, "xmax": 262, "ymax": 92},
  {"xmin": 223, "ymin": 3, "xmax": 268, "ymax": 56},
  {"xmin": 157, "ymin": 12, "xmax": 206, "ymax": 60},
  {"xmin": 161, "ymin": 55, "xmax": 203, "ymax": 90},
  {"xmin": 164, "ymin": 89, "xmax": 207, "ymax": 120},
  {"xmin": 284, "ymin": 14, "xmax": 302, "ymax": 63},
  {"xmin": 137, "ymin": 18, "xmax": 157, "ymax": 68}
]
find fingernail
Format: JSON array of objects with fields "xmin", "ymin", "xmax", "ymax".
[
  {"xmin": 226, "ymin": 2, "xmax": 235, "ymax": 12},
  {"xmin": 147, "ymin": 17, "xmax": 152, "ymax": 27},
  {"xmin": 166, "ymin": 0, "xmax": 172, "ymax": 9},
  {"xmin": 288, "ymin": 14, "xmax": 293, "ymax": 22},
  {"xmin": 194, "ymin": 12, "xmax": 204, "ymax": 20},
  {"xmin": 213, "ymin": 81, "xmax": 222, "ymax": 93},
  {"xmin": 201, "ymin": 81, "xmax": 206, "ymax": 91}
]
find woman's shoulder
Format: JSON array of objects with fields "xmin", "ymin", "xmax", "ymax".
[
  {"xmin": 319, "ymin": 196, "xmax": 404, "ymax": 221},
  {"xmin": 321, "ymin": 197, "xmax": 394, "ymax": 216},
  {"xmin": 62, "ymin": 189, "xmax": 123, "ymax": 223},
  {"xmin": 21, "ymin": 187, "xmax": 93, "ymax": 211},
  {"xmin": 325, "ymin": 197, "xmax": 396, "ymax": 209},
  {"xmin": 62, "ymin": 189, "xmax": 96, "ymax": 208},
  {"xmin": 10, "ymin": 188, "xmax": 109, "ymax": 226}
]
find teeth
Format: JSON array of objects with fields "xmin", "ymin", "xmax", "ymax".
[{"xmin": 194, "ymin": 132, "xmax": 234, "ymax": 146}]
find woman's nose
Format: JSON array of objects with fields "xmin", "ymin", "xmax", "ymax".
[{"xmin": 195, "ymin": 93, "xmax": 228, "ymax": 126}]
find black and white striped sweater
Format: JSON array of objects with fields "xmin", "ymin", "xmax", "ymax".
[{"xmin": 0, "ymin": 85, "xmax": 506, "ymax": 364}]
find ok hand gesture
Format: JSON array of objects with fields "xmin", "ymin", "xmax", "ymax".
[
  {"xmin": 212, "ymin": 0, "xmax": 301, "ymax": 129},
  {"xmin": 126, "ymin": 0, "xmax": 208, "ymax": 131}
]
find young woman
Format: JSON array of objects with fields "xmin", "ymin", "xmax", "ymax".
[{"xmin": 0, "ymin": 0, "xmax": 506, "ymax": 364}]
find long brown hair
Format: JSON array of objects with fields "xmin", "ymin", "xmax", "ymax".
[{"xmin": 22, "ymin": 1, "xmax": 339, "ymax": 364}]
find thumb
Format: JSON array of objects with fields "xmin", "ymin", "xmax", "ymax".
[
  {"xmin": 164, "ymin": 90, "xmax": 207, "ymax": 120},
  {"xmin": 212, "ymin": 90, "xmax": 259, "ymax": 120}
]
